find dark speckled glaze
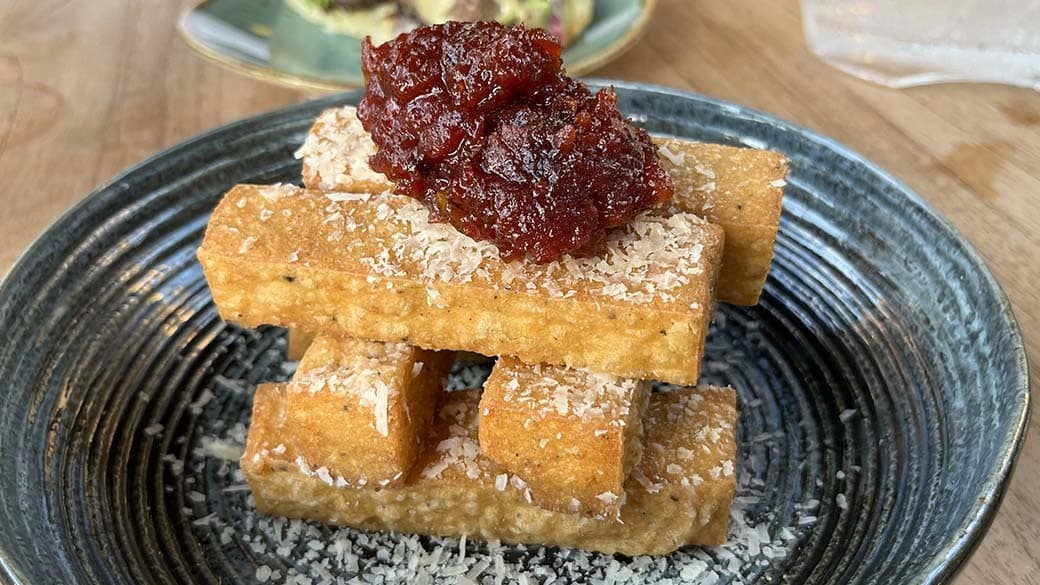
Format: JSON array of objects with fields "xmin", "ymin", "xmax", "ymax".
[{"xmin": 0, "ymin": 82, "xmax": 1028, "ymax": 584}]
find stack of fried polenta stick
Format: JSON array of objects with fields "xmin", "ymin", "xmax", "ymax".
[{"xmin": 198, "ymin": 106, "xmax": 787, "ymax": 555}]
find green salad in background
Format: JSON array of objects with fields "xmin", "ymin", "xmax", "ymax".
[{"xmin": 287, "ymin": 0, "xmax": 594, "ymax": 44}]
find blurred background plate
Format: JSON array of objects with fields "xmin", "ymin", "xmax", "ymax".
[
  {"xmin": 0, "ymin": 83, "xmax": 1028, "ymax": 584},
  {"xmin": 177, "ymin": 0, "xmax": 656, "ymax": 90}
]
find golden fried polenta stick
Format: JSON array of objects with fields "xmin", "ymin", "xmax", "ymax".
[
  {"xmin": 281, "ymin": 335, "xmax": 454, "ymax": 487},
  {"xmin": 197, "ymin": 184, "xmax": 723, "ymax": 385},
  {"xmin": 655, "ymin": 138, "xmax": 786, "ymax": 305},
  {"xmin": 295, "ymin": 105, "xmax": 786, "ymax": 305},
  {"xmin": 478, "ymin": 357, "xmax": 650, "ymax": 519},
  {"xmin": 288, "ymin": 329, "xmax": 491, "ymax": 371},
  {"xmin": 243, "ymin": 384, "xmax": 738, "ymax": 555},
  {"xmin": 286, "ymin": 328, "xmax": 316, "ymax": 361},
  {"xmin": 296, "ymin": 107, "xmax": 393, "ymax": 194}
]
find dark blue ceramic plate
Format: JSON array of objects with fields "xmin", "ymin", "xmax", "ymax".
[{"xmin": 0, "ymin": 82, "xmax": 1028, "ymax": 584}]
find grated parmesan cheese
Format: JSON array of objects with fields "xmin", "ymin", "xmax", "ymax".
[
  {"xmin": 294, "ymin": 108, "xmax": 389, "ymax": 190},
  {"xmin": 262, "ymin": 182, "xmax": 719, "ymax": 307}
]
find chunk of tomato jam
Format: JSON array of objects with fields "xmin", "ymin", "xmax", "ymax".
[{"xmin": 357, "ymin": 21, "xmax": 674, "ymax": 263}]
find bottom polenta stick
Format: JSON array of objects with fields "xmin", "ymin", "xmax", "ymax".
[
  {"xmin": 279, "ymin": 335, "xmax": 454, "ymax": 487},
  {"xmin": 243, "ymin": 384, "xmax": 738, "ymax": 556},
  {"xmin": 478, "ymin": 357, "xmax": 651, "ymax": 519}
]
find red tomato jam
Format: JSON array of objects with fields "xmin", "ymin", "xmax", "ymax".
[{"xmin": 357, "ymin": 21, "xmax": 674, "ymax": 263}]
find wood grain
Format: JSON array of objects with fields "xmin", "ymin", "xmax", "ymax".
[{"xmin": 0, "ymin": 0, "xmax": 1036, "ymax": 582}]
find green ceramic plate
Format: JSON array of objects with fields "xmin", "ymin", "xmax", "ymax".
[{"xmin": 178, "ymin": 0, "xmax": 655, "ymax": 90}]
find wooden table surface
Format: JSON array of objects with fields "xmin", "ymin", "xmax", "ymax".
[{"xmin": 1, "ymin": 0, "xmax": 1037, "ymax": 582}]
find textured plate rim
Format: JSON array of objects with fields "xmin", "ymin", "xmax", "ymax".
[
  {"xmin": 0, "ymin": 83, "xmax": 1030, "ymax": 585},
  {"xmin": 174, "ymin": 0, "xmax": 658, "ymax": 90}
]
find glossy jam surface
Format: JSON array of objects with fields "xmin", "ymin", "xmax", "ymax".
[{"xmin": 358, "ymin": 21, "xmax": 674, "ymax": 263}]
